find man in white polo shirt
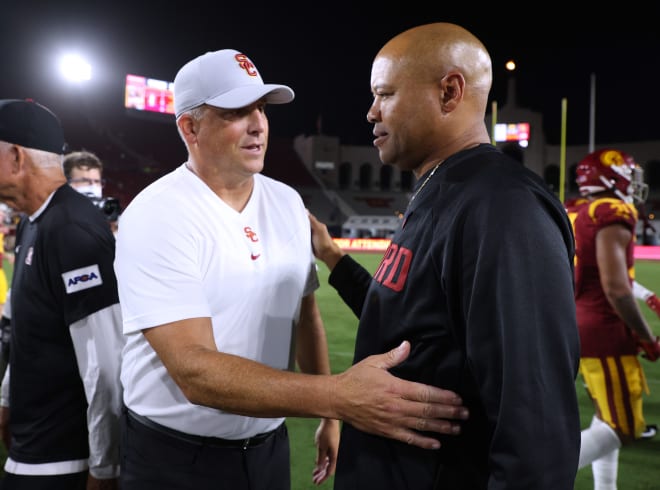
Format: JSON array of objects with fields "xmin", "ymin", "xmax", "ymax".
[{"xmin": 114, "ymin": 49, "xmax": 469, "ymax": 490}]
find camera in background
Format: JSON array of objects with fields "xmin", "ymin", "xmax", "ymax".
[{"xmin": 89, "ymin": 196, "xmax": 121, "ymax": 222}]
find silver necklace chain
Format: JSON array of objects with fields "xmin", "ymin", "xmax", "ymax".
[{"xmin": 409, "ymin": 161, "xmax": 442, "ymax": 204}]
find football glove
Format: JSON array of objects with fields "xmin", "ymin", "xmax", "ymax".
[{"xmin": 638, "ymin": 336, "xmax": 660, "ymax": 362}]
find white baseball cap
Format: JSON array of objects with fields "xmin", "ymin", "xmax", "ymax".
[{"xmin": 173, "ymin": 49, "xmax": 294, "ymax": 118}]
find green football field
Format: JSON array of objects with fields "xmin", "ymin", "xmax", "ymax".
[{"xmin": 1, "ymin": 255, "xmax": 659, "ymax": 488}]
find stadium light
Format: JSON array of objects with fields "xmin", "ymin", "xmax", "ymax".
[{"xmin": 59, "ymin": 54, "xmax": 92, "ymax": 83}]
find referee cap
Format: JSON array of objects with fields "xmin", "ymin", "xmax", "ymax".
[
  {"xmin": 0, "ymin": 99, "xmax": 65, "ymax": 154},
  {"xmin": 173, "ymin": 49, "xmax": 294, "ymax": 118}
]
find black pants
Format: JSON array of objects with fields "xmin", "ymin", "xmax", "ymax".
[
  {"xmin": 0, "ymin": 472, "xmax": 87, "ymax": 490},
  {"xmin": 120, "ymin": 410, "xmax": 291, "ymax": 490}
]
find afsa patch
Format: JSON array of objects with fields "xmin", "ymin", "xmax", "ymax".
[{"xmin": 62, "ymin": 264, "xmax": 103, "ymax": 294}]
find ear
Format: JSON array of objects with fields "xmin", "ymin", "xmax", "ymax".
[
  {"xmin": 176, "ymin": 113, "xmax": 200, "ymax": 146},
  {"xmin": 440, "ymin": 72, "xmax": 465, "ymax": 112},
  {"xmin": 8, "ymin": 144, "xmax": 25, "ymax": 174}
]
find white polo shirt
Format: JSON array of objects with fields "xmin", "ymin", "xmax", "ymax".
[{"xmin": 114, "ymin": 164, "xmax": 318, "ymax": 439}]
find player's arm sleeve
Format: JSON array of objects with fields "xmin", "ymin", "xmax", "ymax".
[
  {"xmin": 327, "ymin": 255, "xmax": 372, "ymax": 318},
  {"xmin": 632, "ymin": 280, "xmax": 660, "ymax": 319},
  {"xmin": 632, "ymin": 280, "xmax": 654, "ymax": 301},
  {"xmin": 69, "ymin": 303, "xmax": 124, "ymax": 479}
]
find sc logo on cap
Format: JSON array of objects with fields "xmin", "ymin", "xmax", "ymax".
[{"xmin": 235, "ymin": 54, "xmax": 258, "ymax": 77}]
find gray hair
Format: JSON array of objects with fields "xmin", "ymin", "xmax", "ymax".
[
  {"xmin": 0, "ymin": 140, "xmax": 63, "ymax": 168},
  {"xmin": 176, "ymin": 105, "xmax": 208, "ymax": 148},
  {"xmin": 26, "ymin": 147, "xmax": 64, "ymax": 169}
]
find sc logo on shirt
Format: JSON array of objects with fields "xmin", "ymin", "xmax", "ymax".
[{"xmin": 61, "ymin": 265, "xmax": 103, "ymax": 294}]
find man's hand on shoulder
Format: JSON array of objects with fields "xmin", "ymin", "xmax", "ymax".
[{"xmin": 308, "ymin": 211, "xmax": 345, "ymax": 270}]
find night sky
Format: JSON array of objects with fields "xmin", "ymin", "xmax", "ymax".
[{"xmin": 2, "ymin": 2, "xmax": 659, "ymax": 150}]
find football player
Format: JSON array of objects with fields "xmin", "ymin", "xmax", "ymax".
[
  {"xmin": 565, "ymin": 199, "xmax": 660, "ymax": 327},
  {"xmin": 567, "ymin": 149, "xmax": 660, "ymax": 489}
]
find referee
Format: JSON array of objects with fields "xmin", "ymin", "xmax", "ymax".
[{"xmin": 0, "ymin": 99, "xmax": 124, "ymax": 489}]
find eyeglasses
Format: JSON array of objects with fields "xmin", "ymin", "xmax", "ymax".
[{"xmin": 69, "ymin": 178, "xmax": 106, "ymax": 187}]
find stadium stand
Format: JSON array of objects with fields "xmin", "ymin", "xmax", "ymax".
[{"xmin": 56, "ymin": 100, "xmax": 660, "ymax": 242}]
